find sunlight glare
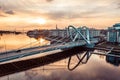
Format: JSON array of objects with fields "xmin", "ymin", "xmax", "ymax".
[
  {"xmin": 40, "ymin": 38, "xmax": 45, "ymax": 43},
  {"xmin": 31, "ymin": 18, "xmax": 46, "ymax": 24}
]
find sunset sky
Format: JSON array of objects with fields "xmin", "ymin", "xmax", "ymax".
[{"xmin": 0, "ymin": 0, "xmax": 120, "ymax": 30}]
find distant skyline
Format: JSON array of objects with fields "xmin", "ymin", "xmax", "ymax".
[{"xmin": 0, "ymin": 0, "xmax": 120, "ymax": 30}]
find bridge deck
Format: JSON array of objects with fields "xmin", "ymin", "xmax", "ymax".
[
  {"xmin": 0, "ymin": 47, "xmax": 87, "ymax": 77},
  {"xmin": 0, "ymin": 40, "xmax": 98, "ymax": 63}
]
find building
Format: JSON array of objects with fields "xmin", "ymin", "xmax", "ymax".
[
  {"xmin": 27, "ymin": 26, "xmax": 101, "ymax": 41},
  {"xmin": 107, "ymin": 23, "xmax": 120, "ymax": 43}
]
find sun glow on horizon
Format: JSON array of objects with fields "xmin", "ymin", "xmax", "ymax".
[{"xmin": 31, "ymin": 18, "xmax": 46, "ymax": 24}]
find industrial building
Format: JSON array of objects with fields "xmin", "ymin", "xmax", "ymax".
[{"xmin": 107, "ymin": 23, "xmax": 120, "ymax": 43}]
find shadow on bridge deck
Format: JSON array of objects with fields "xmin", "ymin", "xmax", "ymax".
[{"xmin": 0, "ymin": 46, "xmax": 87, "ymax": 77}]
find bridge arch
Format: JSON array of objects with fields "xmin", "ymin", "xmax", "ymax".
[{"xmin": 68, "ymin": 25, "xmax": 90, "ymax": 44}]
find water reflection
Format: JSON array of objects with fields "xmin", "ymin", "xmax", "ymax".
[
  {"xmin": 0, "ymin": 34, "xmax": 49, "ymax": 52},
  {"xmin": 68, "ymin": 51, "xmax": 92, "ymax": 71},
  {"xmin": 1, "ymin": 53, "xmax": 120, "ymax": 80}
]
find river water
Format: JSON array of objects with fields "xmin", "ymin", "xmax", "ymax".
[{"xmin": 0, "ymin": 34, "xmax": 120, "ymax": 80}]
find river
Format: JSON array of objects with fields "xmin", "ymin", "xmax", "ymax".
[{"xmin": 0, "ymin": 34, "xmax": 120, "ymax": 80}]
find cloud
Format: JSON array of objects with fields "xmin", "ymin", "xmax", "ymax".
[
  {"xmin": 44, "ymin": 9, "xmax": 106, "ymax": 20},
  {"xmin": 46, "ymin": 0, "xmax": 54, "ymax": 2},
  {"xmin": 0, "ymin": 6, "xmax": 14, "ymax": 16},
  {"xmin": 0, "ymin": 0, "xmax": 119, "ymax": 19},
  {"xmin": 0, "ymin": 0, "xmax": 120, "ymax": 29},
  {"xmin": 109, "ymin": 0, "xmax": 120, "ymax": 9},
  {"xmin": 5, "ymin": 10, "xmax": 14, "ymax": 15},
  {"xmin": 117, "ymin": 2, "xmax": 120, "ymax": 8},
  {"xmin": 0, "ymin": 14, "xmax": 5, "ymax": 17}
]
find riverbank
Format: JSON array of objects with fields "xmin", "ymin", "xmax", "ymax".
[{"xmin": 0, "ymin": 30, "xmax": 22, "ymax": 35}]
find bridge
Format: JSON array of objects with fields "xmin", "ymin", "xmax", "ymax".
[{"xmin": 0, "ymin": 25, "xmax": 101, "ymax": 77}]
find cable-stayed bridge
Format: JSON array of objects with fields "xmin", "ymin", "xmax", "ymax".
[
  {"xmin": 0, "ymin": 25, "xmax": 99, "ymax": 63},
  {"xmin": 0, "ymin": 25, "xmax": 101, "ymax": 77}
]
